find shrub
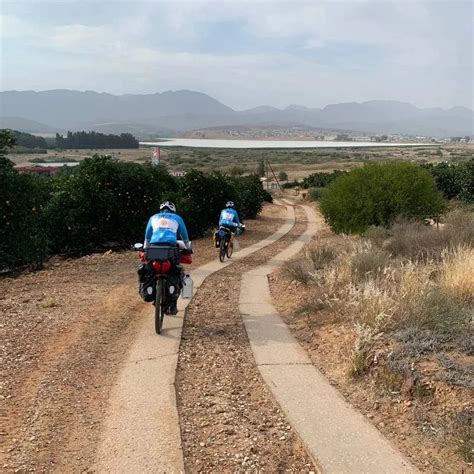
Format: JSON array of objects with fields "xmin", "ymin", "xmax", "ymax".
[
  {"xmin": 0, "ymin": 153, "xmax": 270, "ymax": 270},
  {"xmin": 351, "ymin": 249, "xmax": 391, "ymax": 281},
  {"xmin": 423, "ymin": 159, "xmax": 474, "ymax": 203},
  {"xmin": 320, "ymin": 162, "xmax": 445, "ymax": 234},
  {"xmin": 0, "ymin": 156, "xmax": 50, "ymax": 269},
  {"xmin": 306, "ymin": 243, "xmax": 337, "ymax": 270},
  {"xmin": 302, "ymin": 170, "xmax": 345, "ymax": 189},
  {"xmin": 308, "ymin": 187, "xmax": 326, "ymax": 201},
  {"xmin": 45, "ymin": 157, "xmax": 176, "ymax": 254},
  {"xmin": 385, "ymin": 213, "xmax": 473, "ymax": 262},
  {"xmin": 284, "ymin": 258, "xmax": 313, "ymax": 285}
]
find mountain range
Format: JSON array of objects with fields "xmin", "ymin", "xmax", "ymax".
[{"xmin": 0, "ymin": 89, "xmax": 472, "ymax": 138}]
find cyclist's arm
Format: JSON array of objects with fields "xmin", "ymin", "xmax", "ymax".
[
  {"xmin": 233, "ymin": 210, "xmax": 241, "ymax": 225},
  {"xmin": 176, "ymin": 215, "xmax": 190, "ymax": 246}
]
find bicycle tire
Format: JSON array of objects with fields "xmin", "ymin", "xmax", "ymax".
[
  {"xmin": 219, "ymin": 239, "xmax": 226, "ymax": 262},
  {"xmin": 226, "ymin": 239, "xmax": 234, "ymax": 258},
  {"xmin": 155, "ymin": 278, "xmax": 165, "ymax": 334}
]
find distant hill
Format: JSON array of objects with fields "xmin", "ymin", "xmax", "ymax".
[
  {"xmin": 0, "ymin": 116, "xmax": 59, "ymax": 133},
  {"xmin": 1, "ymin": 89, "xmax": 472, "ymax": 137}
]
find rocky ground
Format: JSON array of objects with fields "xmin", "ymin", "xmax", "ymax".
[{"xmin": 176, "ymin": 207, "xmax": 317, "ymax": 472}]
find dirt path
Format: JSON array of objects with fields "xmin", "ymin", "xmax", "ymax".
[
  {"xmin": 176, "ymin": 207, "xmax": 317, "ymax": 471},
  {"xmin": 0, "ymin": 203, "xmax": 283, "ymax": 472}
]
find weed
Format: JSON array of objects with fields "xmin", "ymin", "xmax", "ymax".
[
  {"xmin": 351, "ymin": 249, "xmax": 391, "ymax": 281},
  {"xmin": 284, "ymin": 258, "xmax": 313, "ymax": 285},
  {"xmin": 306, "ymin": 243, "xmax": 337, "ymax": 270}
]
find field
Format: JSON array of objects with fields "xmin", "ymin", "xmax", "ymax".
[{"xmin": 10, "ymin": 143, "xmax": 474, "ymax": 180}]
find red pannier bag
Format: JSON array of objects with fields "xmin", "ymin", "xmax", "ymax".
[{"xmin": 180, "ymin": 253, "xmax": 192, "ymax": 264}]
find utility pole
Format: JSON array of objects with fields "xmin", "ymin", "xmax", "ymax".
[{"xmin": 266, "ymin": 159, "xmax": 283, "ymax": 192}]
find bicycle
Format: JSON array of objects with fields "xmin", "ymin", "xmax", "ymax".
[
  {"xmin": 135, "ymin": 242, "xmax": 192, "ymax": 334},
  {"xmin": 214, "ymin": 224, "xmax": 245, "ymax": 263}
]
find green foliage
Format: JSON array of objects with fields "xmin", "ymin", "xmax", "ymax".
[
  {"xmin": 0, "ymin": 154, "xmax": 269, "ymax": 270},
  {"xmin": 45, "ymin": 157, "xmax": 176, "ymax": 254},
  {"xmin": 422, "ymin": 159, "xmax": 474, "ymax": 203},
  {"xmin": 256, "ymin": 159, "xmax": 265, "ymax": 177},
  {"xmin": 320, "ymin": 162, "xmax": 445, "ymax": 234},
  {"xmin": 277, "ymin": 170, "xmax": 288, "ymax": 181},
  {"xmin": 308, "ymin": 187, "xmax": 326, "ymax": 201},
  {"xmin": 0, "ymin": 129, "xmax": 16, "ymax": 150},
  {"xmin": 10, "ymin": 130, "xmax": 48, "ymax": 149},
  {"xmin": 0, "ymin": 131, "xmax": 49, "ymax": 268},
  {"xmin": 302, "ymin": 170, "xmax": 346, "ymax": 189},
  {"xmin": 56, "ymin": 131, "xmax": 139, "ymax": 149}
]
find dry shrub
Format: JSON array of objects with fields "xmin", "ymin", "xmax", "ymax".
[
  {"xmin": 444, "ymin": 208, "xmax": 474, "ymax": 244},
  {"xmin": 385, "ymin": 221, "xmax": 451, "ymax": 262},
  {"xmin": 306, "ymin": 243, "xmax": 337, "ymax": 270},
  {"xmin": 384, "ymin": 209, "xmax": 474, "ymax": 262},
  {"xmin": 440, "ymin": 246, "xmax": 474, "ymax": 304},
  {"xmin": 347, "ymin": 261, "xmax": 471, "ymax": 333},
  {"xmin": 351, "ymin": 248, "xmax": 391, "ymax": 281},
  {"xmin": 284, "ymin": 258, "xmax": 313, "ymax": 285},
  {"xmin": 364, "ymin": 225, "xmax": 391, "ymax": 247}
]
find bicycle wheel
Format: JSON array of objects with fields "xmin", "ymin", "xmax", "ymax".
[
  {"xmin": 155, "ymin": 278, "xmax": 165, "ymax": 334},
  {"xmin": 226, "ymin": 238, "xmax": 234, "ymax": 258},
  {"xmin": 219, "ymin": 239, "xmax": 226, "ymax": 262}
]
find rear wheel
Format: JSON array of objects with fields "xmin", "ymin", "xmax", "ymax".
[
  {"xmin": 219, "ymin": 238, "xmax": 226, "ymax": 262},
  {"xmin": 155, "ymin": 278, "xmax": 165, "ymax": 334},
  {"xmin": 226, "ymin": 237, "xmax": 234, "ymax": 258}
]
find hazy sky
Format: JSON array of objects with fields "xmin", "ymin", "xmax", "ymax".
[{"xmin": 1, "ymin": 0, "xmax": 473, "ymax": 110}]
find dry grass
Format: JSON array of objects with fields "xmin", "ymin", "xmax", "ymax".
[{"xmin": 440, "ymin": 246, "xmax": 474, "ymax": 303}]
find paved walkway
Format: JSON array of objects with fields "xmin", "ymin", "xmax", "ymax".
[
  {"xmin": 94, "ymin": 203, "xmax": 295, "ymax": 472},
  {"xmin": 239, "ymin": 205, "xmax": 418, "ymax": 474}
]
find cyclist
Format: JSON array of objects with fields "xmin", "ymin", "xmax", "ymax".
[
  {"xmin": 144, "ymin": 201, "xmax": 190, "ymax": 315},
  {"xmin": 219, "ymin": 201, "xmax": 241, "ymax": 230}
]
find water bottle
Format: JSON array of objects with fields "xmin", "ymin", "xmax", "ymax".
[{"xmin": 181, "ymin": 274, "xmax": 193, "ymax": 299}]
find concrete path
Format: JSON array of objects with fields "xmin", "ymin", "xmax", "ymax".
[
  {"xmin": 94, "ymin": 203, "xmax": 295, "ymax": 472},
  {"xmin": 239, "ymin": 205, "xmax": 418, "ymax": 474}
]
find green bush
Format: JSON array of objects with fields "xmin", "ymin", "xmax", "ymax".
[
  {"xmin": 423, "ymin": 159, "xmax": 474, "ymax": 203},
  {"xmin": 320, "ymin": 162, "xmax": 445, "ymax": 234},
  {"xmin": 0, "ymin": 156, "xmax": 50, "ymax": 269},
  {"xmin": 302, "ymin": 170, "xmax": 345, "ymax": 189},
  {"xmin": 0, "ymin": 151, "xmax": 270, "ymax": 270},
  {"xmin": 308, "ymin": 187, "xmax": 326, "ymax": 201},
  {"xmin": 45, "ymin": 157, "xmax": 176, "ymax": 254}
]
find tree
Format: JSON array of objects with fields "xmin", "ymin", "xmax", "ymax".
[
  {"xmin": 320, "ymin": 162, "xmax": 445, "ymax": 234},
  {"xmin": 277, "ymin": 171, "xmax": 288, "ymax": 181}
]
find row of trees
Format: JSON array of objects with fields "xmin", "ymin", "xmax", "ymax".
[
  {"xmin": 55, "ymin": 131, "xmax": 139, "ymax": 149},
  {"xmin": 11, "ymin": 130, "xmax": 48, "ymax": 149},
  {"xmin": 1, "ymin": 132, "xmax": 270, "ymax": 270}
]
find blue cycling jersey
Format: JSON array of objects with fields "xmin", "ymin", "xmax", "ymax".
[
  {"xmin": 144, "ymin": 212, "xmax": 189, "ymax": 246},
  {"xmin": 219, "ymin": 208, "xmax": 240, "ymax": 228}
]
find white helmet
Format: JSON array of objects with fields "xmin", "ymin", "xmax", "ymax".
[
  {"xmin": 226, "ymin": 201, "xmax": 235, "ymax": 208},
  {"xmin": 160, "ymin": 201, "xmax": 176, "ymax": 213}
]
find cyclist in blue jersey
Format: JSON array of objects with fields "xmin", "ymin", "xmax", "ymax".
[
  {"xmin": 145, "ymin": 201, "xmax": 190, "ymax": 248},
  {"xmin": 219, "ymin": 201, "xmax": 241, "ymax": 230},
  {"xmin": 144, "ymin": 201, "xmax": 190, "ymax": 315}
]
